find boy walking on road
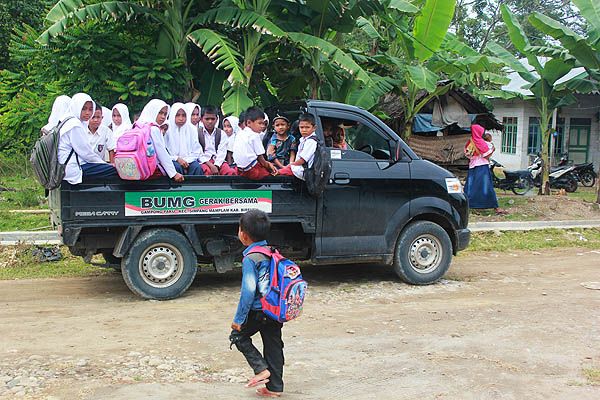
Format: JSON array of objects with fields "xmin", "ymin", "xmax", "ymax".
[{"xmin": 230, "ymin": 210, "xmax": 284, "ymax": 398}]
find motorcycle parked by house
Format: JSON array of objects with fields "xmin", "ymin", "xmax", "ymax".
[
  {"xmin": 529, "ymin": 155, "xmax": 578, "ymax": 192},
  {"xmin": 556, "ymin": 154, "xmax": 597, "ymax": 187},
  {"xmin": 489, "ymin": 159, "xmax": 533, "ymax": 195}
]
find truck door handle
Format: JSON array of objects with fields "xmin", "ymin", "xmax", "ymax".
[{"xmin": 333, "ymin": 172, "xmax": 350, "ymax": 185}]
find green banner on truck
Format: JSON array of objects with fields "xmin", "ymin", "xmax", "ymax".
[{"xmin": 124, "ymin": 190, "xmax": 272, "ymax": 216}]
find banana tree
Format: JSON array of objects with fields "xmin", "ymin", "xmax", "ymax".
[
  {"xmin": 487, "ymin": 5, "xmax": 582, "ymax": 195},
  {"xmin": 39, "ymin": 0, "xmax": 215, "ymax": 98},
  {"xmin": 527, "ymin": 0, "xmax": 600, "ymax": 201},
  {"xmin": 361, "ymin": 0, "xmax": 458, "ymax": 139}
]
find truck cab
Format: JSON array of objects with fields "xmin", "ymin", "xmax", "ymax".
[{"xmin": 50, "ymin": 100, "xmax": 470, "ymax": 300}]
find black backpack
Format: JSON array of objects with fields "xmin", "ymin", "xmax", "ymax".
[{"xmin": 303, "ymin": 136, "xmax": 332, "ymax": 197}]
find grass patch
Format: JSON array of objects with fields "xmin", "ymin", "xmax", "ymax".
[
  {"xmin": 567, "ymin": 187, "xmax": 598, "ymax": 203},
  {"xmin": 464, "ymin": 228, "xmax": 600, "ymax": 253},
  {"xmin": 582, "ymin": 368, "xmax": 600, "ymax": 385},
  {"xmin": 0, "ymin": 211, "xmax": 51, "ymax": 231},
  {"xmin": 0, "ymin": 154, "xmax": 47, "ymax": 212},
  {"xmin": 0, "ymin": 245, "xmax": 112, "ymax": 280}
]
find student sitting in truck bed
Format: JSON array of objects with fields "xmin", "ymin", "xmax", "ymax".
[
  {"xmin": 137, "ymin": 99, "xmax": 184, "ymax": 182},
  {"xmin": 266, "ymin": 115, "xmax": 297, "ymax": 169},
  {"xmin": 87, "ymin": 102, "xmax": 116, "ymax": 163},
  {"xmin": 233, "ymin": 107, "xmax": 278, "ymax": 180},
  {"xmin": 278, "ymin": 113, "xmax": 317, "ymax": 180},
  {"xmin": 165, "ymin": 103, "xmax": 204, "ymax": 176},
  {"xmin": 58, "ymin": 93, "xmax": 118, "ymax": 184},
  {"xmin": 198, "ymin": 105, "xmax": 237, "ymax": 176}
]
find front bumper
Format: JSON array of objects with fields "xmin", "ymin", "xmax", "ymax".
[{"xmin": 455, "ymin": 228, "xmax": 471, "ymax": 253}]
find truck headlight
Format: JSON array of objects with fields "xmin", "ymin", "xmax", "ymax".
[{"xmin": 445, "ymin": 177, "xmax": 463, "ymax": 194}]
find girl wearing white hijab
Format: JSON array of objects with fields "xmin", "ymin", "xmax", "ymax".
[
  {"xmin": 111, "ymin": 103, "xmax": 132, "ymax": 138},
  {"xmin": 223, "ymin": 115, "xmax": 239, "ymax": 166},
  {"xmin": 165, "ymin": 103, "xmax": 204, "ymax": 176},
  {"xmin": 42, "ymin": 95, "xmax": 71, "ymax": 134},
  {"xmin": 101, "ymin": 106, "xmax": 112, "ymax": 128},
  {"xmin": 57, "ymin": 93, "xmax": 117, "ymax": 184},
  {"xmin": 137, "ymin": 99, "xmax": 184, "ymax": 182},
  {"xmin": 184, "ymin": 102, "xmax": 202, "ymax": 129}
]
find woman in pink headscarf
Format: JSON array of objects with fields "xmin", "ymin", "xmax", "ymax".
[{"xmin": 463, "ymin": 116, "xmax": 505, "ymax": 214}]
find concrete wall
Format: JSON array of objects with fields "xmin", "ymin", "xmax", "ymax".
[{"xmin": 490, "ymin": 95, "xmax": 600, "ymax": 172}]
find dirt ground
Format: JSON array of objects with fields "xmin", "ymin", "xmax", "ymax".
[{"xmin": 1, "ymin": 248, "xmax": 599, "ymax": 400}]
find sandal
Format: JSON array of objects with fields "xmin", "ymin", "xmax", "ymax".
[
  {"xmin": 246, "ymin": 371, "xmax": 271, "ymax": 388},
  {"xmin": 256, "ymin": 387, "xmax": 282, "ymax": 397}
]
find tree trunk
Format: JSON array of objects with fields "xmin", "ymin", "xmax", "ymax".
[
  {"xmin": 596, "ymin": 168, "xmax": 600, "ymax": 203},
  {"xmin": 403, "ymin": 123, "xmax": 412, "ymax": 141},
  {"xmin": 538, "ymin": 105, "xmax": 552, "ymax": 195}
]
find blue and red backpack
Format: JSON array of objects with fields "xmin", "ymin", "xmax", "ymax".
[{"xmin": 248, "ymin": 246, "xmax": 307, "ymax": 323}]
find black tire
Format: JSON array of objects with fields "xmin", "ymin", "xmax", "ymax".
[
  {"xmin": 565, "ymin": 176, "xmax": 578, "ymax": 193},
  {"xmin": 511, "ymin": 177, "xmax": 533, "ymax": 195},
  {"xmin": 121, "ymin": 229, "xmax": 197, "ymax": 300},
  {"xmin": 393, "ymin": 221, "xmax": 453, "ymax": 285},
  {"xmin": 580, "ymin": 171, "xmax": 596, "ymax": 187}
]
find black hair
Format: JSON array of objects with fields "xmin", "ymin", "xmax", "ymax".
[
  {"xmin": 94, "ymin": 101, "xmax": 102, "ymax": 111},
  {"xmin": 245, "ymin": 106, "xmax": 265, "ymax": 123},
  {"xmin": 201, "ymin": 105, "xmax": 219, "ymax": 117},
  {"xmin": 239, "ymin": 111, "xmax": 246, "ymax": 123},
  {"xmin": 239, "ymin": 209, "xmax": 270, "ymax": 242},
  {"xmin": 298, "ymin": 113, "xmax": 316, "ymax": 126}
]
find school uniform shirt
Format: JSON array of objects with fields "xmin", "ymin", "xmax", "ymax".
[
  {"xmin": 58, "ymin": 93, "xmax": 108, "ymax": 185},
  {"xmin": 87, "ymin": 125, "xmax": 115, "ymax": 161},
  {"xmin": 199, "ymin": 127, "xmax": 228, "ymax": 167},
  {"xmin": 232, "ymin": 127, "xmax": 266, "ymax": 169},
  {"xmin": 291, "ymin": 133, "xmax": 318, "ymax": 180}
]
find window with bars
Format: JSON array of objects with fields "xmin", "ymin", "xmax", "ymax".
[{"xmin": 501, "ymin": 117, "xmax": 518, "ymax": 154}]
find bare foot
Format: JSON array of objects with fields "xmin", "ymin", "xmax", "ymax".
[
  {"xmin": 256, "ymin": 387, "xmax": 282, "ymax": 397},
  {"xmin": 246, "ymin": 369, "xmax": 271, "ymax": 388}
]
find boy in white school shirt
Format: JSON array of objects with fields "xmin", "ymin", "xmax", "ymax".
[
  {"xmin": 87, "ymin": 102, "xmax": 116, "ymax": 163},
  {"xmin": 198, "ymin": 105, "xmax": 237, "ymax": 175},
  {"xmin": 278, "ymin": 113, "xmax": 317, "ymax": 180},
  {"xmin": 232, "ymin": 107, "xmax": 278, "ymax": 180}
]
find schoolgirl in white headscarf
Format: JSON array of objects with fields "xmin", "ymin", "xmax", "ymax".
[
  {"xmin": 222, "ymin": 115, "xmax": 240, "ymax": 167},
  {"xmin": 184, "ymin": 102, "xmax": 202, "ymax": 129},
  {"xmin": 57, "ymin": 93, "xmax": 117, "ymax": 184},
  {"xmin": 165, "ymin": 103, "xmax": 204, "ymax": 176},
  {"xmin": 42, "ymin": 95, "xmax": 71, "ymax": 134},
  {"xmin": 111, "ymin": 103, "xmax": 132, "ymax": 138},
  {"xmin": 138, "ymin": 99, "xmax": 183, "ymax": 182},
  {"xmin": 101, "ymin": 106, "xmax": 112, "ymax": 129}
]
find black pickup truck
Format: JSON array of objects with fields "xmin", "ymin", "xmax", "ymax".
[{"xmin": 49, "ymin": 100, "xmax": 470, "ymax": 300}]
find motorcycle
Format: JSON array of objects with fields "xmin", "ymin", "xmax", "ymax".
[
  {"xmin": 529, "ymin": 155, "xmax": 578, "ymax": 192},
  {"xmin": 489, "ymin": 159, "xmax": 533, "ymax": 195},
  {"xmin": 556, "ymin": 154, "xmax": 597, "ymax": 187}
]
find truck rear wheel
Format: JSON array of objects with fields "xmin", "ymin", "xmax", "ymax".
[
  {"xmin": 121, "ymin": 229, "xmax": 197, "ymax": 300},
  {"xmin": 393, "ymin": 221, "xmax": 452, "ymax": 285}
]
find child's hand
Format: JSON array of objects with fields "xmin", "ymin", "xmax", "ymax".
[
  {"xmin": 177, "ymin": 157, "xmax": 189, "ymax": 168},
  {"xmin": 173, "ymin": 173, "xmax": 184, "ymax": 182},
  {"xmin": 231, "ymin": 322, "xmax": 242, "ymax": 331}
]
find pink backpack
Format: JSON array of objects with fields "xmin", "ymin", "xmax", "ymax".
[{"xmin": 114, "ymin": 122, "xmax": 158, "ymax": 180}]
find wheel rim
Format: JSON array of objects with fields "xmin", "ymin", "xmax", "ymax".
[
  {"xmin": 139, "ymin": 243, "xmax": 184, "ymax": 288},
  {"xmin": 513, "ymin": 178, "xmax": 531, "ymax": 195},
  {"xmin": 409, "ymin": 234, "xmax": 443, "ymax": 274},
  {"xmin": 581, "ymin": 173, "xmax": 594, "ymax": 187}
]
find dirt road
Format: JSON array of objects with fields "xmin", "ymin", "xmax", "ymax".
[{"xmin": 1, "ymin": 248, "xmax": 599, "ymax": 399}]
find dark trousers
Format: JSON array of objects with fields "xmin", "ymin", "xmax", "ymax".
[
  {"xmin": 230, "ymin": 310, "xmax": 284, "ymax": 392},
  {"xmin": 172, "ymin": 160, "xmax": 204, "ymax": 176},
  {"xmin": 81, "ymin": 163, "xmax": 118, "ymax": 180}
]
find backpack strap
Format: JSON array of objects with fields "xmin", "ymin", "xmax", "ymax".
[
  {"xmin": 198, "ymin": 127, "xmax": 205, "ymax": 150},
  {"xmin": 58, "ymin": 117, "xmax": 80, "ymax": 168},
  {"xmin": 215, "ymin": 128, "xmax": 222, "ymax": 150}
]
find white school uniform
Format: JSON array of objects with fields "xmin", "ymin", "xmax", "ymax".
[
  {"xmin": 42, "ymin": 95, "xmax": 71, "ymax": 133},
  {"xmin": 223, "ymin": 116, "xmax": 240, "ymax": 153},
  {"xmin": 165, "ymin": 103, "xmax": 202, "ymax": 163},
  {"xmin": 291, "ymin": 133, "xmax": 318, "ymax": 180},
  {"xmin": 87, "ymin": 125, "xmax": 115, "ymax": 161},
  {"xmin": 58, "ymin": 93, "xmax": 108, "ymax": 184},
  {"xmin": 232, "ymin": 127, "xmax": 266, "ymax": 169},
  {"xmin": 199, "ymin": 126, "xmax": 228, "ymax": 167},
  {"xmin": 137, "ymin": 99, "xmax": 177, "ymax": 178},
  {"xmin": 111, "ymin": 103, "xmax": 132, "ymax": 138}
]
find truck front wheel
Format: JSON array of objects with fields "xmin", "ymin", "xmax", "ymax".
[
  {"xmin": 393, "ymin": 221, "xmax": 452, "ymax": 285},
  {"xmin": 121, "ymin": 229, "xmax": 197, "ymax": 300}
]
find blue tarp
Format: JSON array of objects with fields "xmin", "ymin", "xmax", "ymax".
[{"xmin": 413, "ymin": 114, "xmax": 477, "ymax": 133}]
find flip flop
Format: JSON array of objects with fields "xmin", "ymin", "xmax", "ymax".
[
  {"xmin": 245, "ymin": 377, "xmax": 270, "ymax": 388},
  {"xmin": 256, "ymin": 387, "xmax": 282, "ymax": 397}
]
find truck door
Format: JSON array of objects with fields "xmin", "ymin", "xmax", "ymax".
[{"xmin": 314, "ymin": 109, "xmax": 412, "ymax": 259}]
